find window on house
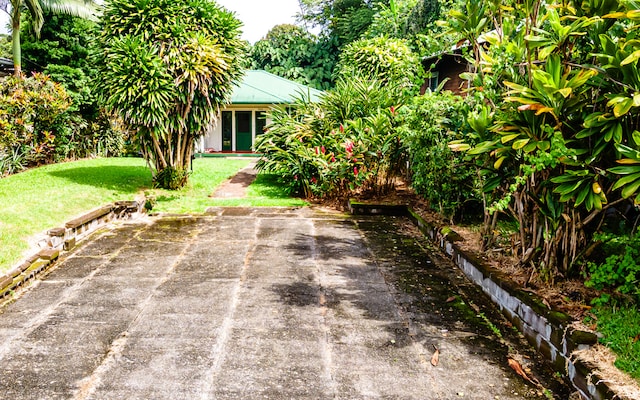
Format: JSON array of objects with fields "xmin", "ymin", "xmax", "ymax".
[
  {"xmin": 222, "ymin": 111, "xmax": 232, "ymax": 151},
  {"xmin": 255, "ymin": 111, "xmax": 267, "ymax": 135}
]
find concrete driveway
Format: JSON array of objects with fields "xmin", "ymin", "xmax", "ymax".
[{"xmin": 0, "ymin": 207, "xmax": 570, "ymax": 399}]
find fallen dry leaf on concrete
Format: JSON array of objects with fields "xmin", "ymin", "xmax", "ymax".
[
  {"xmin": 508, "ymin": 358, "xmax": 535, "ymax": 384},
  {"xmin": 431, "ymin": 345, "xmax": 440, "ymax": 366}
]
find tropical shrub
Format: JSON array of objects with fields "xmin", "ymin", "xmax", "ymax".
[
  {"xmin": 400, "ymin": 91, "xmax": 477, "ymax": 221},
  {"xmin": 0, "ymin": 73, "xmax": 71, "ymax": 174},
  {"xmin": 21, "ymin": 11, "xmax": 129, "ymax": 160},
  {"xmin": 586, "ymin": 232, "xmax": 640, "ymax": 303},
  {"xmin": 255, "ymin": 76, "xmax": 406, "ymax": 198},
  {"xmin": 94, "ymin": 0, "xmax": 245, "ymax": 189},
  {"xmin": 335, "ymin": 36, "xmax": 421, "ymax": 93},
  {"xmin": 444, "ymin": 0, "xmax": 640, "ymax": 282}
]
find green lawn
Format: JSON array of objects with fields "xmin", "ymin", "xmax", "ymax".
[
  {"xmin": 591, "ymin": 305, "xmax": 640, "ymax": 381},
  {"xmin": 148, "ymin": 163, "xmax": 306, "ymax": 212},
  {"xmin": 0, "ymin": 157, "xmax": 305, "ymax": 273}
]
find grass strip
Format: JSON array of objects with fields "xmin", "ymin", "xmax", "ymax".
[{"xmin": 592, "ymin": 305, "xmax": 640, "ymax": 381}]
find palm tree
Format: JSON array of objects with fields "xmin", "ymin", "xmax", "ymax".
[{"xmin": 7, "ymin": 0, "xmax": 96, "ymax": 76}]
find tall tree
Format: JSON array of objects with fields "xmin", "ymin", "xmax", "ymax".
[
  {"xmin": 249, "ymin": 24, "xmax": 335, "ymax": 89},
  {"xmin": 299, "ymin": 0, "xmax": 387, "ymax": 46},
  {"xmin": 94, "ymin": 0, "xmax": 245, "ymax": 189},
  {"xmin": 1, "ymin": 0, "xmax": 96, "ymax": 76}
]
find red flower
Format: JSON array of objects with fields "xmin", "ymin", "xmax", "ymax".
[
  {"xmin": 354, "ymin": 166, "xmax": 359, "ymax": 176},
  {"xmin": 345, "ymin": 141, "xmax": 354, "ymax": 153},
  {"xmin": 331, "ymin": 155, "xmax": 336, "ymax": 162},
  {"xmin": 339, "ymin": 124, "xmax": 344, "ymax": 133},
  {"xmin": 390, "ymin": 105, "xmax": 396, "ymax": 115},
  {"xmin": 315, "ymin": 146, "xmax": 319, "ymax": 155},
  {"xmin": 311, "ymin": 177, "xmax": 317, "ymax": 184},
  {"xmin": 321, "ymin": 146, "xmax": 326, "ymax": 154}
]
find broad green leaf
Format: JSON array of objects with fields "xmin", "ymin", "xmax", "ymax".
[
  {"xmin": 556, "ymin": 179, "xmax": 586, "ymax": 195},
  {"xmin": 537, "ymin": 141, "xmax": 550, "ymax": 151},
  {"xmin": 609, "ymin": 165, "xmax": 640, "ymax": 174},
  {"xmin": 575, "ymin": 186, "xmax": 590, "ymax": 207},
  {"xmin": 551, "ymin": 174, "xmax": 580, "ymax": 183},
  {"xmin": 620, "ymin": 49, "xmax": 640, "ymax": 65},
  {"xmin": 523, "ymin": 142, "xmax": 538, "ymax": 153},
  {"xmin": 501, "ymin": 133, "xmax": 521, "ymax": 143},
  {"xmin": 613, "ymin": 97, "xmax": 634, "ymax": 117},
  {"xmin": 539, "ymin": 45, "xmax": 557, "ymax": 60},
  {"xmin": 633, "ymin": 131, "xmax": 640, "ymax": 147},
  {"xmin": 512, "ymin": 138, "xmax": 530, "ymax": 150},
  {"xmin": 611, "ymin": 172, "xmax": 640, "ymax": 190},
  {"xmin": 593, "ymin": 193, "xmax": 603, "ymax": 210},
  {"xmin": 621, "ymin": 179, "xmax": 640, "ymax": 198},
  {"xmin": 585, "ymin": 192, "xmax": 593, "ymax": 210}
]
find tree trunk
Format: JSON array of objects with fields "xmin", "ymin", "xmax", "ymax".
[{"xmin": 11, "ymin": 6, "xmax": 22, "ymax": 77}]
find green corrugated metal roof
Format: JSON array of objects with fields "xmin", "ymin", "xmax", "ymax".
[{"xmin": 231, "ymin": 70, "xmax": 324, "ymax": 104}]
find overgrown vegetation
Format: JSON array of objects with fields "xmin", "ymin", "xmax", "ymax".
[
  {"xmin": 249, "ymin": 24, "xmax": 335, "ymax": 90},
  {"xmin": 256, "ymin": 75, "xmax": 407, "ymax": 199},
  {"xmin": 399, "ymin": 91, "xmax": 477, "ymax": 221},
  {"xmin": 0, "ymin": 73, "xmax": 71, "ymax": 174}
]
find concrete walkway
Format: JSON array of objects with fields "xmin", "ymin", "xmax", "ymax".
[
  {"xmin": 0, "ymin": 208, "xmax": 569, "ymax": 399},
  {"xmin": 210, "ymin": 161, "xmax": 258, "ymax": 198}
]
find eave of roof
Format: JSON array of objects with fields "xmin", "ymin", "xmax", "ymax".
[{"xmin": 231, "ymin": 70, "xmax": 324, "ymax": 104}]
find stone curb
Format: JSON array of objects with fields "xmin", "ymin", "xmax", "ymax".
[
  {"xmin": 348, "ymin": 200, "xmax": 620, "ymax": 400},
  {"xmin": 0, "ymin": 199, "xmax": 145, "ymax": 300}
]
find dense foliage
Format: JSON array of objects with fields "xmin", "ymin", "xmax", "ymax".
[
  {"xmin": 249, "ymin": 24, "xmax": 335, "ymax": 90},
  {"xmin": 5, "ymin": 0, "xmax": 96, "ymax": 76},
  {"xmin": 335, "ymin": 36, "xmax": 420, "ymax": 91},
  {"xmin": 256, "ymin": 76, "xmax": 406, "ymax": 198},
  {"xmin": 440, "ymin": 0, "xmax": 640, "ymax": 286},
  {"xmin": 399, "ymin": 91, "xmax": 477, "ymax": 221},
  {"xmin": 299, "ymin": 0, "xmax": 388, "ymax": 47},
  {"xmin": 94, "ymin": 0, "xmax": 245, "ymax": 189},
  {"xmin": 0, "ymin": 73, "xmax": 70, "ymax": 175},
  {"xmin": 20, "ymin": 11, "xmax": 127, "ymax": 162}
]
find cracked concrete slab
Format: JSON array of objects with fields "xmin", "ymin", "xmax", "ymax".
[{"xmin": 0, "ymin": 208, "xmax": 572, "ymax": 399}]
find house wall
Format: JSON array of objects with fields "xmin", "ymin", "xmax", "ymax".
[
  {"xmin": 439, "ymin": 57, "xmax": 470, "ymax": 94},
  {"xmin": 198, "ymin": 104, "xmax": 273, "ymax": 152}
]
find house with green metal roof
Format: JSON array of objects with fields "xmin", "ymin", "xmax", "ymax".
[{"xmin": 198, "ymin": 70, "xmax": 323, "ymax": 153}]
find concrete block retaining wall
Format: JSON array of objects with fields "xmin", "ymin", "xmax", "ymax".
[
  {"xmin": 349, "ymin": 201, "xmax": 620, "ymax": 400},
  {"xmin": 0, "ymin": 200, "xmax": 144, "ymax": 299}
]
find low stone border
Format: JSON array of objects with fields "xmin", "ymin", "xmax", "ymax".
[
  {"xmin": 0, "ymin": 200, "xmax": 145, "ymax": 300},
  {"xmin": 349, "ymin": 200, "xmax": 620, "ymax": 400}
]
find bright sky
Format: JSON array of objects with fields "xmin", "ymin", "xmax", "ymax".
[
  {"xmin": 217, "ymin": 0, "xmax": 303, "ymax": 43},
  {"xmin": 1, "ymin": 0, "xmax": 303, "ymax": 42}
]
